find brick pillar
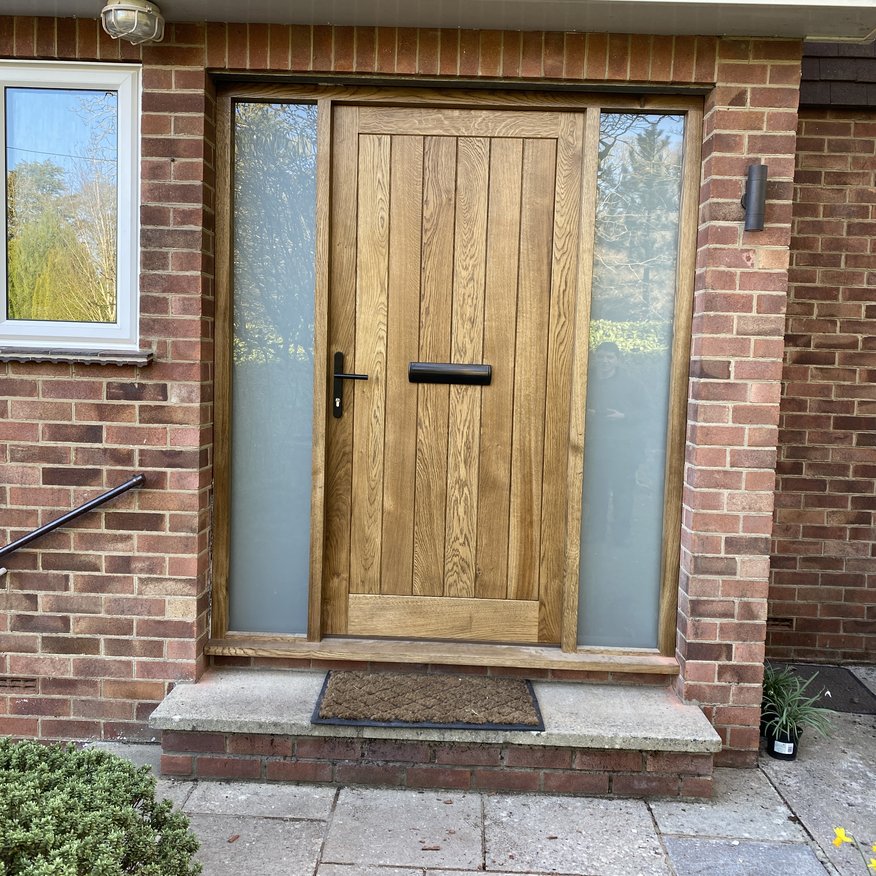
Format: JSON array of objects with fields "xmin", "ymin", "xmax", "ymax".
[
  {"xmin": 675, "ymin": 38, "xmax": 803, "ymax": 766},
  {"xmin": 136, "ymin": 29, "xmax": 215, "ymax": 681}
]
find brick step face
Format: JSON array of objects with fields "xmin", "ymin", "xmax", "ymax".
[{"xmin": 160, "ymin": 730, "xmax": 714, "ymax": 798}]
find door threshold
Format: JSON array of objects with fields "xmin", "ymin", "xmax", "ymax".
[{"xmin": 206, "ymin": 635, "xmax": 678, "ymax": 675}]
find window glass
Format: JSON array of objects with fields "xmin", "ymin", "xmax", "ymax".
[
  {"xmin": 6, "ymin": 87, "xmax": 118, "ymax": 323},
  {"xmin": 578, "ymin": 113, "xmax": 685, "ymax": 648},
  {"xmin": 0, "ymin": 64, "xmax": 138, "ymax": 350},
  {"xmin": 229, "ymin": 102, "xmax": 317, "ymax": 634}
]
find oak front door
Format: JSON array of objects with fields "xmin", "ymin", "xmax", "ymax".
[{"xmin": 321, "ymin": 104, "xmax": 589, "ymax": 645}]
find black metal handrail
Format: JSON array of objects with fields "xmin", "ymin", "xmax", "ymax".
[{"xmin": 0, "ymin": 474, "xmax": 146, "ymax": 562}]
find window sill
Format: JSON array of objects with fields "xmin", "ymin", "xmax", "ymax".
[{"xmin": 0, "ymin": 348, "xmax": 154, "ymax": 367}]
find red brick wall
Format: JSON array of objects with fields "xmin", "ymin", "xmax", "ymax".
[
  {"xmin": 768, "ymin": 108, "xmax": 876, "ymax": 664},
  {"xmin": 0, "ymin": 17, "xmax": 215, "ymax": 741},
  {"xmin": 0, "ymin": 18, "xmax": 802, "ymax": 764}
]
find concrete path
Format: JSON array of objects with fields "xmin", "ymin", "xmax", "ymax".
[{"xmin": 96, "ymin": 665, "xmax": 876, "ymax": 876}]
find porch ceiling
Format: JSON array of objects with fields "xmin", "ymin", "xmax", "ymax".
[{"xmin": 8, "ymin": 0, "xmax": 876, "ymax": 42}]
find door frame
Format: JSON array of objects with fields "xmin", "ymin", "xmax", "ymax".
[{"xmin": 210, "ymin": 81, "xmax": 702, "ymax": 670}]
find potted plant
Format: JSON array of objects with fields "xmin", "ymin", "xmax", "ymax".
[
  {"xmin": 760, "ymin": 663, "xmax": 797, "ymax": 739},
  {"xmin": 760, "ymin": 662, "xmax": 796, "ymax": 738},
  {"xmin": 761, "ymin": 668, "xmax": 832, "ymax": 760}
]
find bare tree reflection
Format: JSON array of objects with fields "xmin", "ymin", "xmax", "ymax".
[
  {"xmin": 578, "ymin": 113, "xmax": 685, "ymax": 649},
  {"xmin": 594, "ymin": 114, "xmax": 683, "ymax": 328},
  {"xmin": 233, "ymin": 102, "xmax": 317, "ymax": 369},
  {"xmin": 228, "ymin": 102, "xmax": 318, "ymax": 634}
]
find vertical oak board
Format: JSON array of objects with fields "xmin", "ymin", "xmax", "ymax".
[
  {"xmin": 381, "ymin": 135, "xmax": 424, "ymax": 595},
  {"xmin": 413, "ymin": 136, "xmax": 456, "ymax": 597},
  {"xmin": 658, "ymin": 105, "xmax": 703, "ymax": 657},
  {"xmin": 349, "ymin": 133, "xmax": 390, "ymax": 595},
  {"xmin": 322, "ymin": 105, "xmax": 359, "ymax": 634},
  {"xmin": 561, "ymin": 108, "xmax": 601, "ymax": 652},
  {"xmin": 211, "ymin": 92, "xmax": 234, "ymax": 640},
  {"xmin": 538, "ymin": 113, "xmax": 585, "ymax": 643},
  {"xmin": 475, "ymin": 137, "xmax": 523, "ymax": 600},
  {"xmin": 444, "ymin": 137, "xmax": 489, "ymax": 599},
  {"xmin": 506, "ymin": 138, "xmax": 556, "ymax": 603},
  {"xmin": 307, "ymin": 97, "xmax": 333, "ymax": 639}
]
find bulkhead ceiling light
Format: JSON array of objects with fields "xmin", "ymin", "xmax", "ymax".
[{"xmin": 100, "ymin": 0, "xmax": 165, "ymax": 45}]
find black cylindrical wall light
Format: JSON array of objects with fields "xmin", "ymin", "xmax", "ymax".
[{"xmin": 741, "ymin": 163, "xmax": 768, "ymax": 232}]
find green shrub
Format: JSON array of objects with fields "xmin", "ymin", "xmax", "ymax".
[{"xmin": 0, "ymin": 738, "xmax": 201, "ymax": 876}]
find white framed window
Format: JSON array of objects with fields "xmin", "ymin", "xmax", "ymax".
[{"xmin": 0, "ymin": 61, "xmax": 140, "ymax": 351}]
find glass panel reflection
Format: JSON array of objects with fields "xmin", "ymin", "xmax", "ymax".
[
  {"xmin": 6, "ymin": 87, "xmax": 118, "ymax": 323},
  {"xmin": 229, "ymin": 102, "xmax": 317, "ymax": 634},
  {"xmin": 578, "ymin": 113, "xmax": 685, "ymax": 648}
]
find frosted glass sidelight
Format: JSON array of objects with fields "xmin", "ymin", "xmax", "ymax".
[
  {"xmin": 229, "ymin": 102, "xmax": 317, "ymax": 634},
  {"xmin": 578, "ymin": 113, "xmax": 685, "ymax": 648}
]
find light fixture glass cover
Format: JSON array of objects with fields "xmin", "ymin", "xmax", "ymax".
[{"xmin": 101, "ymin": 0, "xmax": 165, "ymax": 44}]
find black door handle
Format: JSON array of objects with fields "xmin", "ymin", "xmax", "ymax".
[{"xmin": 332, "ymin": 351, "xmax": 368, "ymax": 418}]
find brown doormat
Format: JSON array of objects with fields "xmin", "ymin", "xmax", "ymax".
[{"xmin": 312, "ymin": 671, "xmax": 544, "ymax": 731}]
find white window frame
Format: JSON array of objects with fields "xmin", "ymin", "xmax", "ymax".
[{"xmin": 0, "ymin": 61, "xmax": 140, "ymax": 352}]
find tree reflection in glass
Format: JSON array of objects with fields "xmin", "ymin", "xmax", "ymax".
[
  {"xmin": 229, "ymin": 102, "xmax": 317, "ymax": 634},
  {"xmin": 6, "ymin": 87, "xmax": 118, "ymax": 323},
  {"xmin": 578, "ymin": 113, "xmax": 684, "ymax": 648}
]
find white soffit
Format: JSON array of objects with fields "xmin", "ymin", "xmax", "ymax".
[{"xmin": 7, "ymin": 0, "xmax": 876, "ymax": 42}]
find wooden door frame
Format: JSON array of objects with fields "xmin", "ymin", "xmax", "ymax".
[{"xmin": 210, "ymin": 81, "xmax": 702, "ymax": 673}]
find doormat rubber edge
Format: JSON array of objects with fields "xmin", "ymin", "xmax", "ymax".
[{"xmin": 311, "ymin": 671, "xmax": 545, "ymax": 732}]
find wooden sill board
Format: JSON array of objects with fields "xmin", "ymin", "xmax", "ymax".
[{"xmin": 205, "ymin": 635, "xmax": 679, "ymax": 675}]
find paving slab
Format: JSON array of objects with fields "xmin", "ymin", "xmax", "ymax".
[
  {"xmin": 650, "ymin": 767, "xmax": 807, "ymax": 842},
  {"xmin": 317, "ymin": 867, "xmax": 422, "ymax": 875},
  {"xmin": 184, "ymin": 779, "xmax": 335, "ymax": 819},
  {"xmin": 484, "ymin": 794, "xmax": 669, "ymax": 876},
  {"xmin": 154, "ymin": 778, "xmax": 195, "ymax": 809},
  {"xmin": 760, "ymin": 711, "xmax": 876, "ymax": 876},
  {"xmin": 322, "ymin": 788, "xmax": 482, "ymax": 870},
  {"xmin": 87, "ymin": 741, "xmax": 162, "ymax": 774},
  {"xmin": 187, "ymin": 814, "xmax": 324, "ymax": 876},
  {"xmin": 664, "ymin": 838, "xmax": 828, "ymax": 876}
]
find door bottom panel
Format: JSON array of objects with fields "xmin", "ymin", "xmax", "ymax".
[{"xmin": 347, "ymin": 594, "xmax": 540, "ymax": 643}]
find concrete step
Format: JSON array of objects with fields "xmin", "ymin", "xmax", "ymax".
[{"xmin": 149, "ymin": 669, "xmax": 722, "ymax": 798}]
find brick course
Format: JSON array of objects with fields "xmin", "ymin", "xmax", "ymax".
[
  {"xmin": 161, "ymin": 729, "xmax": 715, "ymax": 798},
  {"xmin": 0, "ymin": 16, "xmax": 803, "ymax": 769},
  {"xmin": 768, "ymin": 108, "xmax": 876, "ymax": 664}
]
